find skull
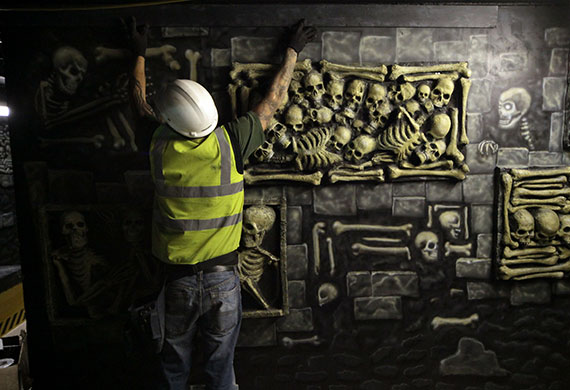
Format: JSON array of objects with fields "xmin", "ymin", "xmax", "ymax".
[
  {"xmin": 253, "ymin": 140, "xmax": 274, "ymax": 162},
  {"xmin": 498, "ymin": 87, "xmax": 531, "ymax": 130},
  {"xmin": 533, "ymin": 208, "xmax": 560, "ymax": 244},
  {"xmin": 428, "ymin": 113, "xmax": 451, "ymax": 139},
  {"xmin": 510, "ymin": 209, "xmax": 534, "ymax": 246},
  {"xmin": 330, "ymin": 126, "xmax": 352, "ymax": 151},
  {"xmin": 410, "ymin": 139, "xmax": 446, "ymax": 166},
  {"xmin": 430, "ymin": 78, "xmax": 455, "ymax": 107},
  {"xmin": 61, "ymin": 210, "xmax": 88, "ymax": 250},
  {"xmin": 417, "ymin": 84, "xmax": 431, "ymax": 103},
  {"xmin": 344, "ymin": 79, "xmax": 366, "ymax": 111},
  {"xmin": 242, "ymin": 205, "xmax": 276, "ymax": 248},
  {"xmin": 317, "ymin": 283, "xmax": 339, "ymax": 306},
  {"xmin": 405, "ymin": 100, "xmax": 421, "ymax": 118},
  {"xmin": 557, "ymin": 214, "xmax": 570, "ymax": 245},
  {"xmin": 389, "ymin": 82, "xmax": 416, "ymax": 103},
  {"xmin": 303, "ymin": 71, "xmax": 325, "ymax": 104},
  {"xmin": 365, "ymin": 83, "xmax": 388, "ymax": 119},
  {"xmin": 344, "ymin": 134, "xmax": 377, "ymax": 162},
  {"xmin": 289, "ymin": 80, "xmax": 305, "ymax": 105},
  {"xmin": 324, "ymin": 79, "xmax": 344, "ymax": 110},
  {"xmin": 308, "ymin": 107, "xmax": 333, "ymax": 124},
  {"xmin": 52, "ymin": 46, "xmax": 88, "ymax": 96},
  {"xmin": 267, "ymin": 122, "xmax": 291, "ymax": 148},
  {"xmin": 376, "ymin": 102, "xmax": 393, "ymax": 128},
  {"xmin": 122, "ymin": 209, "xmax": 145, "ymax": 244},
  {"xmin": 439, "ymin": 211, "xmax": 462, "ymax": 241},
  {"xmin": 414, "ymin": 231, "xmax": 439, "ymax": 263},
  {"xmin": 285, "ymin": 104, "xmax": 304, "ymax": 132}
]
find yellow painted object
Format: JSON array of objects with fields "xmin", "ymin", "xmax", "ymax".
[{"xmin": 0, "ymin": 283, "xmax": 25, "ymax": 337}]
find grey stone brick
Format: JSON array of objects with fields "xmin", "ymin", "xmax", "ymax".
[
  {"xmin": 354, "ymin": 296, "xmax": 402, "ymax": 320},
  {"xmin": 393, "ymin": 182, "xmax": 425, "ymax": 197},
  {"xmin": 497, "ymin": 147, "xmax": 529, "ymax": 167},
  {"xmin": 287, "ymin": 244, "xmax": 308, "ymax": 280},
  {"xmin": 346, "ymin": 271, "xmax": 372, "ymax": 297},
  {"xmin": 469, "ymin": 35, "xmax": 489, "ymax": 65},
  {"xmin": 528, "ymin": 151, "xmax": 562, "ymax": 167},
  {"xmin": 244, "ymin": 187, "xmax": 263, "ymax": 203},
  {"xmin": 467, "ymin": 79, "xmax": 492, "ymax": 113},
  {"xmin": 276, "ymin": 307, "xmax": 314, "ymax": 331},
  {"xmin": 440, "ymin": 337, "xmax": 508, "ymax": 376},
  {"xmin": 287, "ymin": 206, "xmax": 303, "ymax": 244},
  {"xmin": 287, "ymin": 280, "xmax": 306, "ymax": 308},
  {"xmin": 237, "ymin": 319, "xmax": 276, "ymax": 347},
  {"xmin": 548, "ymin": 112, "xmax": 564, "ymax": 152},
  {"xmin": 426, "ymin": 181, "xmax": 463, "ymax": 203},
  {"xmin": 471, "ymin": 204, "xmax": 494, "ymax": 234},
  {"xmin": 549, "ymin": 48, "xmax": 569, "ymax": 76},
  {"xmin": 372, "ymin": 271, "xmax": 419, "ymax": 297},
  {"xmin": 263, "ymin": 186, "xmax": 283, "ymax": 199},
  {"xmin": 356, "ymin": 183, "xmax": 392, "ymax": 210},
  {"xmin": 467, "ymin": 282, "xmax": 509, "ymax": 300},
  {"xmin": 1, "ymin": 212, "xmax": 15, "ymax": 228},
  {"xmin": 434, "ymin": 41, "xmax": 468, "ymax": 62},
  {"xmin": 499, "ymin": 52, "xmax": 528, "ymax": 73},
  {"xmin": 210, "ymin": 48, "xmax": 231, "ymax": 67},
  {"xmin": 510, "ymin": 281, "xmax": 551, "ymax": 306},
  {"xmin": 314, "ymin": 185, "xmax": 357, "ymax": 216},
  {"xmin": 564, "ymin": 152, "xmax": 570, "ymax": 166},
  {"xmin": 462, "ymin": 174, "xmax": 494, "ymax": 204},
  {"xmin": 456, "ymin": 258, "xmax": 492, "ymax": 279},
  {"xmin": 359, "ymin": 36, "xmax": 396, "ymax": 64},
  {"xmin": 545, "ymin": 27, "xmax": 570, "ymax": 47},
  {"xmin": 470, "ymin": 62, "xmax": 488, "ymax": 79},
  {"xmin": 298, "ymin": 42, "xmax": 322, "ymax": 62},
  {"xmin": 396, "ymin": 28, "xmax": 434, "ymax": 62},
  {"xmin": 465, "ymin": 144, "xmax": 497, "ymax": 174},
  {"xmin": 467, "ymin": 113, "xmax": 484, "ymax": 143},
  {"xmin": 286, "ymin": 186, "xmax": 312, "ymax": 205},
  {"xmin": 542, "ymin": 77, "xmax": 566, "ymax": 111},
  {"xmin": 393, "ymin": 197, "xmax": 425, "ymax": 218},
  {"xmin": 322, "ymin": 31, "xmax": 361, "ymax": 65},
  {"xmin": 231, "ymin": 37, "xmax": 279, "ymax": 63},
  {"xmin": 553, "ymin": 280, "xmax": 570, "ymax": 295},
  {"xmin": 476, "ymin": 234, "xmax": 493, "ymax": 258}
]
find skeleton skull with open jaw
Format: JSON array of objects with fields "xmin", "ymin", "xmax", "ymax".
[
  {"xmin": 533, "ymin": 208, "xmax": 560, "ymax": 244},
  {"xmin": 430, "ymin": 78, "xmax": 455, "ymax": 108},
  {"xmin": 344, "ymin": 79, "xmax": 366, "ymax": 112},
  {"xmin": 304, "ymin": 71, "xmax": 325, "ymax": 104},
  {"xmin": 558, "ymin": 214, "xmax": 570, "ymax": 245},
  {"xmin": 414, "ymin": 231, "xmax": 439, "ymax": 263},
  {"xmin": 417, "ymin": 83, "xmax": 431, "ymax": 103},
  {"xmin": 52, "ymin": 46, "xmax": 88, "ymax": 96},
  {"xmin": 498, "ymin": 87, "xmax": 531, "ymax": 130},
  {"xmin": 61, "ymin": 210, "xmax": 88, "ymax": 250},
  {"xmin": 439, "ymin": 211, "xmax": 462, "ymax": 241},
  {"xmin": 365, "ymin": 83, "xmax": 388, "ymax": 119},
  {"xmin": 510, "ymin": 209, "xmax": 534, "ymax": 246},
  {"xmin": 330, "ymin": 126, "xmax": 352, "ymax": 151},
  {"xmin": 344, "ymin": 134, "xmax": 377, "ymax": 162},
  {"xmin": 324, "ymin": 79, "xmax": 344, "ymax": 110},
  {"xmin": 285, "ymin": 104, "xmax": 304, "ymax": 132},
  {"xmin": 410, "ymin": 139, "xmax": 446, "ymax": 166},
  {"xmin": 242, "ymin": 205, "xmax": 276, "ymax": 249},
  {"xmin": 289, "ymin": 79, "xmax": 305, "ymax": 105},
  {"xmin": 389, "ymin": 82, "xmax": 416, "ymax": 104}
]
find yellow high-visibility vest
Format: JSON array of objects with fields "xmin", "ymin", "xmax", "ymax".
[{"xmin": 150, "ymin": 125, "xmax": 244, "ymax": 264}]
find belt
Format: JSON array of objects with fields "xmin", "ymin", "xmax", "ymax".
[{"xmin": 165, "ymin": 252, "xmax": 238, "ymax": 281}]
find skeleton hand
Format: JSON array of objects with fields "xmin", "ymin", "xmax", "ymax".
[{"xmin": 477, "ymin": 140, "xmax": 499, "ymax": 156}]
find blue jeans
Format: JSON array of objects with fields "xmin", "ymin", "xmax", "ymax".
[{"xmin": 158, "ymin": 267, "xmax": 241, "ymax": 390}]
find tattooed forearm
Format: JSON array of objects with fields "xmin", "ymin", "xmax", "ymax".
[
  {"xmin": 253, "ymin": 48, "xmax": 298, "ymax": 130},
  {"xmin": 130, "ymin": 56, "xmax": 159, "ymax": 122}
]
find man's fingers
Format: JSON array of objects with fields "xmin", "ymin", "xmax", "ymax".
[{"xmin": 130, "ymin": 16, "xmax": 137, "ymax": 35}]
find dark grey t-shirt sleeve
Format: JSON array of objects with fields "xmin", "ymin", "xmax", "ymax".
[{"xmin": 224, "ymin": 111, "xmax": 265, "ymax": 161}]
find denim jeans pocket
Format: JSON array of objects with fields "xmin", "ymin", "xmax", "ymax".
[
  {"xmin": 164, "ymin": 282, "xmax": 192, "ymax": 337},
  {"xmin": 206, "ymin": 273, "xmax": 240, "ymax": 335}
]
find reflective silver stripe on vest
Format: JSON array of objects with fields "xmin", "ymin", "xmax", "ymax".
[
  {"xmin": 214, "ymin": 127, "xmax": 231, "ymax": 185},
  {"xmin": 154, "ymin": 180, "xmax": 243, "ymax": 198},
  {"xmin": 154, "ymin": 209, "xmax": 242, "ymax": 232}
]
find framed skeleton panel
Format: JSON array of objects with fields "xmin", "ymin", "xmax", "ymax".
[
  {"xmin": 229, "ymin": 60, "xmax": 471, "ymax": 185},
  {"xmin": 239, "ymin": 197, "xmax": 288, "ymax": 318},
  {"xmin": 496, "ymin": 167, "xmax": 570, "ymax": 281},
  {"xmin": 38, "ymin": 204, "xmax": 160, "ymax": 325}
]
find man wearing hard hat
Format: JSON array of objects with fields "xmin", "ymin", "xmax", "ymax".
[{"xmin": 129, "ymin": 18, "xmax": 316, "ymax": 390}]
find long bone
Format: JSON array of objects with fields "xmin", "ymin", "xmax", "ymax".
[
  {"xmin": 117, "ymin": 110, "xmax": 138, "ymax": 152},
  {"xmin": 244, "ymin": 170, "xmax": 323, "ymax": 185},
  {"xmin": 387, "ymin": 166, "xmax": 466, "ymax": 180},
  {"xmin": 403, "ymin": 72, "xmax": 459, "ymax": 83},
  {"xmin": 512, "ymin": 272, "xmax": 564, "ymax": 281},
  {"xmin": 320, "ymin": 60, "xmax": 387, "ymax": 82},
  {"xmin": 94, "ymin": 46, "xmax": 130, "ymax": 64},
  {"xmin": 330, "ymin": 174, "xmax": 385, "ymax": 184},
  {"xmin": 445, "ymin": 108, "xmax": 464, "ymax": 163},
  {"xmin": 312, "ymin": 222, "xmax": 326, "ymax": 275},
  {"xmin": 459, "ymin": 78, "xmax": 471, "ymax": 145},
  {"xmin": 510, "ymin": 196, "xmax": 567, "ymax": 207},
  {"xmin": 230, "ymin": 59, "xmax": 313, "ymax": 81},
  {"xmin": 502, "ymin": 173, "xmax": 517, "ymax": 248},
  {"xmin": 362, "ymin": 237, "xmax": 404, "ymax": 244},
  {"xmin": 500, "ymin": 261, "xmax": 570, "ymax": 280},
  {"xmin": 184, "ymin": 49, "xmax": 202, "ymax": 82},
  {"xmin": 520, "ymin": 184, "xmax": 564, "ymax": 190},
  {"xmin": 333, "ymin": 221, "xmax": 413, "ymax": 237},
  {"xmin": 427, "ymin": 205, "xmax": 434, "ymax": 228},
  {"xmin": 508, "ymin": 204, "xmax": 563, "ymax": 214},
  {"xmin": 105, "ymin": 115, "xmax": 125, "ymax": 149},
  {"xmin": 400, "ymin": 160, "xmax": 454, "ymax": 170},
  {"xmin": 330, "ymin": 161, "xmax": 374, "ymax": 171},
  {"xmin": 514, "ymin": 176, "xmax": 568, "ymax": 186},
  {"xmin": 504, "ymin": 246, "xmax": 556, "ymax": 258},
  {"xmin": 281, "ymin": 335, "xmax": 323, "ymax": 348},
  {"xmin": 500, "ymin": 256, "xmax": 559, "ymax": 266},
  {"xmin": 390, "ymin": 62, "xmax": 471, "ymax": 80},
  {"xmin": 464, "ymin": 206, "xmax": 469, "ymax": 240},
  {"xmin": 146, "ymin": 45, "xmax": 181, "ymax": 70},
  {"xmin": 227, "ymin": 83, "xmax": 239, "ymax": 117},
  {"xmin": 513, "ymin": 187, "xmax": 570, "ymax": 198},
  {"xmin": 510, "ymin": 167, "xmax": 570, "ymax": 181},
  {"xmin": 351, "ymin": 243, "xmax": 411, "ymax": 260},
  {"xmin": 444, "ymin": 242, "xmax": 472, "ymax": 257},
  {"xmin": 326, "ymin": 237, "xmax": 336, "ymax": 276},
  {"xmin": 431, "ymin": 313, "xmax": 479, "ymax": 330}
]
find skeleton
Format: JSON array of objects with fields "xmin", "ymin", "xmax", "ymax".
[
  {"xmin": 410, "ymin": 139, "xmax": 446, "ymax": 166},
  {"xmin": 365, "ymin": 83, "xmax": 388, "ymax": 120},
  {"xmin": 318, "ymin": 282, "xmax": 339, "ymax": 306},
  {"xmin": 439, "ymin": 211, "xmax": 462, "ymax": 241},
  {"xmin": 285, "ymin": 104, "xmax": 305, "ymax": 132},
  {"xmin": 281, "ymin": 335, "xmax": 323, "ymax": 348},
  {"xmin": 324, "ymin": 79, "xmax": 344, "ymax": 110},
  {"xmin": 326, "ymin": 237, "xmax": 336, "ymax": 276},
  {"xmin": 558, "ymin": 214, "xmax": 570, "ymax": 245},
  {"xmin": 344, "ymin": 134, "xmax": 378, "ymax": 162},
  {"xmin": 431, "ymin": 314, "xmax": 479, "ymax": 330},
  {"xmin": 266, "ymin": 122, "xmax": 291, "ymax": 148},
  {"xmin": 185, "ymin": 49, "xmax": 202, "ymax": 81},
  {"xmin": 330, "ymin": 126, "xmax": 352, "ymax": 151},
  {"xmin": 244, "ymin": 170, "xmax": 323, "ymax": 185},
  {"xmin": 387, "ymin": 166, "xmax": 466, "ymax": 180},
  {"xmin": 428, "ymin": 113, "xmax": 451, "ymax": 139},
  {"xmin": 443, "ymin": 108, "xmax": 463, "ymax": 163},
  {"xmin": 500, "ymin": 261, "xmax": 570, "ymax": 280},
  {"xmin": 238, "ymin": 205, "xmax": 279, "ymax": 309},
  {"xmin": 430, "ymin": 78, "xmax": 455, "ymax": 108},
  {"xmin": 352, "ymin": 243, "xmax": 411, "ymax": 260},
  {"xmin": 321, "ymin": 60, "xmax": 387, "ymax": 82},
  {"xmin": 312, "ymin": 222, "xmax": 326, "ymax": 275},
  {"xmin": 388, "ymin": 83, "xmax": 416, "ymax": 104},
  {"xmin": 332, "ymin": 221, "xmax": 413, "ymax": 237},
  {"xmin": 533, "ymin": 208, "xmax": 560, "ymax": 244},
  {"xmin": 289, "ymin": 79, "xmax": 309, "ymax": 108},
  {"xmin": 502, "ymin": 173, "xmax": 517, "ymax": 247},
  {"xmin": 513, "ymin": 187, "xmax": 570, "ymax": 198},
  {"xmin": 498, "ymin": 87, "xmax": 533, "ymax": 148},
  {"xmin": 389, "ymin": 62, "xmax": 471, "ymax": 80},
  {"xmin": 500, "ymin": 256, "xmax": 559, "ymax": 266},
  {"xmin": 303, "ymin": 70, "xmax": 325, "ymax": 105},
  {"xmin": 509, "ymin": 208, "xmax": 535, "ymax": 246},
  {"xmin": 514, "ymin": 176, "xmax": 568, "ymax": 187},
  {"xmin": 293, "ymin": 127, "xmax": 342, "ymax": 170},
  {"xmin": 444, "ymin": 242, "xmax": 472, "ymax": 257},
  {"xmin": 414, "ymin": 231, "xmax": 439, "ymax": 263},
  {"xmin": 253, "ymin": 140, "xmax": 274, "ymax": 162},
  {"xmin": 363, "ymin": 237, "xmax": 404, "ymax": 244}
]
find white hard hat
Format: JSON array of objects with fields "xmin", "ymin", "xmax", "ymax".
[{"xmin": 155, "ymin": 79, "xmax": 219, "ymax": 138}]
